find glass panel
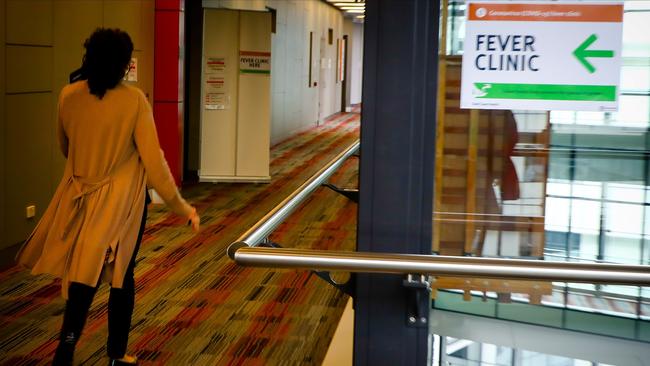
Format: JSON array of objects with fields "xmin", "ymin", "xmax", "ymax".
[
  {"xmin": 570, "ymin": 199, "xmax": 601, "ymax": 235},
  {"xmin": 446, "ymin": 2, "xmax": 467, "ymax": 55},
  {"xmin": 620, "ymin": 66, "xmax": 650, "ymax": 92},
  {"xmin": 544, "ymin": 196, "xmax": 570, "ymax": 233},
  {"xmin": 434, "ymin": 337, "xmax": 619, "ymax": 366},
  {"xmin": 606, "ymin": 183, "xmax": 645, "ymax": 203},
  {"xmin": 622, "ymin": 10, "xmax": 650, "ymax": 58},
  {"xmin": 605, "ymin": 202, "xmax": 642, "ymax": 240},
  {"xmin": 614, "ymin": 95, "xmax": 650, "ymax": 126},
  {"xmin": 435, "ymin": 0, "xmax": 650, "ymax": 337},
  {"xmin": 518, "ymin": 351, "xmax": 585, "ymax": 366}
]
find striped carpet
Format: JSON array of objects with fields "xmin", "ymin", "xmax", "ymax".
[{"xmin": 0, "ymin": 111, "xmax": 360, "ymax": 365}]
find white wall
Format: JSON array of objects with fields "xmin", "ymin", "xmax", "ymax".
[
  {"xmin": 349, "ymin": 22, "xmax": 363, "ymax": 105},
  {"xmin": 203, "ymin": 0, "xmax": 353, "ymax": 145},
  {"xmin": 268, "ymin": 0, "xmax": 345, "ymax": 143}
]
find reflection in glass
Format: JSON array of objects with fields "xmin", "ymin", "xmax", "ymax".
[{"xmin": 435, "ymin": 0, "xmax": 650, "ymax": 323}]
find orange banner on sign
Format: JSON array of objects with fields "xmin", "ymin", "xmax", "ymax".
[{"xmin": 468, "ymin": 3, "xmax": 623, "ymax": 22}]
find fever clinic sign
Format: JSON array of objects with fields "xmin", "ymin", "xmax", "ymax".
[
  {"xmin": 460, "ymin": 2, "xmax": 623, "ymax": 111},
  {"xmin": 239, "ymin": 51, "xmax": 271, "ymax": 74}
]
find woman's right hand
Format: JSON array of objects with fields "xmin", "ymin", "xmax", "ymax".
[{"xmin": 188, "ymin": 207, "xmax": 201, "ymax": 232}]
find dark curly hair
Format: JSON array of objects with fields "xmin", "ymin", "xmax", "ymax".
[{"xmin": 81, "ymin": 28, "xmax": 133, "ymax": 99}]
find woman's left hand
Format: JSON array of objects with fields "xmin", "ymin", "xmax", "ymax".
[{"xmin": 188, "ymin": 207, "xmax": 201, "ymax": 232}]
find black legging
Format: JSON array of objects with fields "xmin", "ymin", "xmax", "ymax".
[{"xmin": 59, "ymin": 197, "xmax": 148, "ymax": 359}]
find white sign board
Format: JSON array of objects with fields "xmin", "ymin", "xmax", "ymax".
[
  {"xmin": 239, "ymin": 51, "xmax": 271, "ymax": 74},
  {"xmin": 461, "ymin": 1, "xmax": 623, "ymax": 111},
  {"xmin": 204, "ymin": 57, "xmax": 230, "ymax": 110}
]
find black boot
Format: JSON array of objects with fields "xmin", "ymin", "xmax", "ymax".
[{"xmin": 52, "ymin": 332, "xmax": 78, "ymax": 366}]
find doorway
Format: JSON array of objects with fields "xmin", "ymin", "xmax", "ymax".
[
  {"xmin": 340, "ymin": 35, "xmax": 348, "ymax": 112},
  {"xmin": 318, "ymin": 36, "xmax": 327, "ymax": 125}
]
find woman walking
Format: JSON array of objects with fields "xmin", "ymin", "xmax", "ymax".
[{"xmin": 16, "ymin": 28, "xmax": 200, "ymax": 366}]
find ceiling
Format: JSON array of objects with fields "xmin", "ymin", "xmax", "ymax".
[{"xmin": 325, "ymin": 0, "xmax": 365, "ymax": 22}]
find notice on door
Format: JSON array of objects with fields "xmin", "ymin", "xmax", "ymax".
[
  {"xmin": 239, "ymin": 51, "xmax": 271, "ymax": 74},
  {"xmin": 125, "ymin": 58, "xmax": 137, "ymax": 82},
  {"xmin": 206, "ymin": 57, "xmax": 227, "ymax": 75},
  {"xmin": 205, "ymin": 57, "xmax": 230, "ymax": 110},
  {"xmin": 460, "ymin": 2, "xmax": 623, "ymax": 111},
  {"xmin": 205, "ymin": 93, "xmax": 229, "ymax": 110},
  {"xmin": 206, "ymin": 76, "xmax": 226, "ymax": 93}
]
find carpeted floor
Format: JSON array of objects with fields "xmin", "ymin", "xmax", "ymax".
[{"xmin": 0, "ymin": 111, "xmax": 360, "ymax": 365}]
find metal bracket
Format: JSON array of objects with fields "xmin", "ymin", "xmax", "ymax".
[
  {"xmin": 403, "ymin": 274, "xmax": 431, "ymax": 328},
  {"xmin": 313, "ymin": 271, "xmax": 356, "ymax": 298},
  {"xmin": 258, "ymin": 239, "xmax": 356, "ymax": 297},
  {"xmin": 322, "ymin": 183, "xmax": 359, "ymax": 203},
  {"xmin": 258, "ymin": 239, "xmax": 283, "ymax": 248}
]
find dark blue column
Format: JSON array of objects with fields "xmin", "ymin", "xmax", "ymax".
[{"xmin": 354, "ymin": 0, "xmax": 439, "ymax": 365}]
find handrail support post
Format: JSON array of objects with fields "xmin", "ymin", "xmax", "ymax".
[
  {"xmin": 322, "ymin": 183, "xmax": 359, "ymax": 203},
  {"xmin": 313, "ymin": 271, "xmax": 356, "ymax": 298},
  {"xmin": 259, "ymin": 239, "xmax": 283, "ymax": 249},
  {"xmin": 403, "ymin": 274, "xmax": 432, "ymax": 328}
]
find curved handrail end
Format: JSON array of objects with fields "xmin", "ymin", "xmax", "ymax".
[{"xmin": 227, "ymin": 242, "xmax": 249, "ymax": 260}]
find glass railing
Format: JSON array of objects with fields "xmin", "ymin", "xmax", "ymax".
[
  {"xmin": 433, "ymin": 289, "xmax": 650, "ymax": 342},
  {"xmin": 432, "ymin": 335, "xmax": 617, "ymax": 366},
  {"xmin": 429, "ymin": 308, "xmax": 650, "ymax": 365},
  {"xmin": 432, "ymin": 0, "xmax": 650, "ymax": 338}
]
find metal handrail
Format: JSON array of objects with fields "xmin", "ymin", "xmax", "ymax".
[
  {"xmin": 228, "ymin": 246, "xmax": 650, "ymax": 286},
  {"xmin": 232, "ymin": 139, "xmax": 360, "ymax": 247},
  {"xmin": 227, "ymin": 138, "xmax": 650, "ymax": 286}
]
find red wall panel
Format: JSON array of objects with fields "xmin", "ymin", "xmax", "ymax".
[
  {"xmin": 156, "ymin": 0, "xmax": 184, "ymax": 11},
  {"xmin": 153, "ymin": 102, "xmax": 184, "ymax": 186},
  {"xmin": 154, "ymin": 0, "xmax": 184, "ymax": 185}
]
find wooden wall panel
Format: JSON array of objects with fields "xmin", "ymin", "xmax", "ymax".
[
  {"xmin": 4, "ymin": 94, "xmax": 54, "ymax": 246},
  {"xmin": 104, "ymin": 0, "xmax": 143, "ymax": 49},
  {"xmin": 6, "ymin": 0, "xmax": 52, "ymax": 46},
  {"xmin": 2, "ymin": 0, "xmax": 155, "ymax": 249},
  {"xmin": 53, "ymin": 1, "xmax": 103, "ymax": 90},
  {"xmin": 3, "ymin": 1, "xmax": 53, "ymax": 250},
  {"xmin": 52, "ymin": 1, "xmax": 103, "ymax": 191},
  {"xmin": 140, "ymin": 0, "xmax": 156, "ymax": 103},
  {"xmin": 6, "ymin": 46, "xmax": 53, "ymax": 93}
]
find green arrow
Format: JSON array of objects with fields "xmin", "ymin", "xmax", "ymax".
[{"xmin": 573, "ymin": 34, "xmax": 614, "ymax": 73}]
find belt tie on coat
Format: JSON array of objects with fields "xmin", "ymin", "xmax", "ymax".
[
  {"xmin": 61, "ymin": 175, "xmax": 112, "ymax": 240},
  {"xmin": 59, "ymin": 174, "xmax": 112, "ymax": 296}
]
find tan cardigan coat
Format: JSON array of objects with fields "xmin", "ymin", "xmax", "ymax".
[{"xmin": 17, "ymin": 81, "xmax": 192, "ymax": 298}]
